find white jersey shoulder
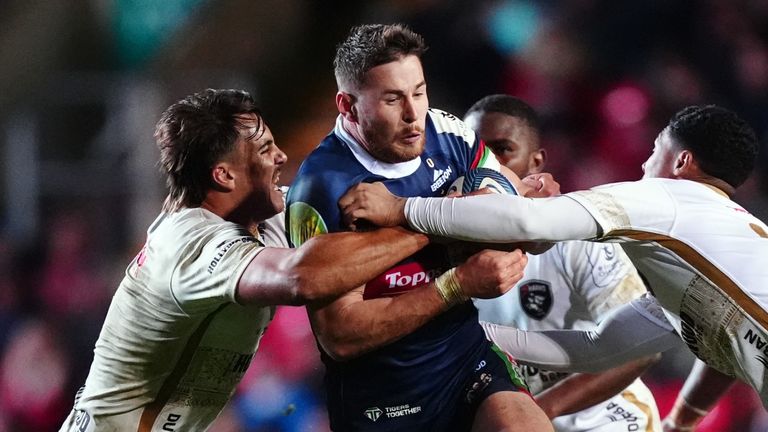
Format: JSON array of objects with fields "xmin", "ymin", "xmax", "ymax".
[
  {"xmin": 567, "ymin": 178, "xmax": 768, "ymax": 387},
  {"xmin": 428, "ymin": 108, "xmax": 477, "ymax": 148}
]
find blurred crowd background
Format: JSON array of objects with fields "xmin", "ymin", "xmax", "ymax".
[{"xmin": 1, "ymin": 0, "xmax": 767, "ymax": 431}]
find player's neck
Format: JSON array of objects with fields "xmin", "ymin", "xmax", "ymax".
[{"xmin": 341, "ymin": 117, "xmax": 369, "ymax": 150}]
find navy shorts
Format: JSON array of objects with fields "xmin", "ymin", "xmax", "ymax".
[{"xmin": 332, "ymin": 342, "xmax": 529, "ymax": 432}]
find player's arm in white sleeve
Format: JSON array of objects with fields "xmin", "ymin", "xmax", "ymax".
[
  {"xmin": 236, "ymin": 227, "xmax": 429, "ymax": 305},
  {"xmin": 481, "ymin": 296, "xmax": 681, "ymax": 373},
  {"xmin": 338, "ymin": 182, "xmax": 598, "ymax": 242},
  {"xmin": 661, "ymin": 359, "xmax": 736, "ymax": 431},
  {"xmin": 533, "ymin": 243, "xmax": 661, "ymax": 418},
  {"xmin": 405, "ymin": 194, "xmax": 598, "ymax": 243}
]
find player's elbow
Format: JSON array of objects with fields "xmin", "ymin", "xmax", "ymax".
[
  {"xmin": 318, "ymin": 338, "xmax": 365, "ymax": 362},
  {"xmin": 289, "ymin": 272, "xmax": 325, "ymax": 305}
]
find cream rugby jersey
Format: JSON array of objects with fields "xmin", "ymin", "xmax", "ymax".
[
  {"xmin": 568, "ymin": 178, "xmax": 768, "ymax": 393},
  {"xmin": 474, "ymin": 242, "xmax": 661, "ymax": 431},
  {"xmin": 61, "ymin": 207, "xmax": 275, "ymax": 432}
]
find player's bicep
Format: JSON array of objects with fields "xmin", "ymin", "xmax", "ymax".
[
  {"xmin": 236, "ymin": 246, "xmax": 301, "ymax": 305},
  {"xmin": 306, "ymin": 286, "xmax": 366, "ymax": 351}
]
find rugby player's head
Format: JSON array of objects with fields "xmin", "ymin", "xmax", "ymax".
[
  {"xmin": 334, "ymin": 23, "xmax": 427, "ymax": 92},
  {"xmin": 464, "ymin": 94, "xmax": 546, "ymax": 177},
  {"xmin": 645, "ymin": 105, "xmax": 758, "ymax": 189},
  {"xmin": 334, "ymin": 24, "xmax": 430, "ymax": 164},
  {"xmin": 155, "ymin": 89, "xmax": 286, "ymax": 219}
]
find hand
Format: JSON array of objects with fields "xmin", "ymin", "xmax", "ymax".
[
  {"xmin": 454, "ymin": 249, "xmax": 527, "ymax": 299},
  {"xmin": 339, "ymin": 182, "xmax": 407, "ymax": 230},
  {"xmin": 522, "ymin": 173, "xmax": 560, "ymax": 197}
]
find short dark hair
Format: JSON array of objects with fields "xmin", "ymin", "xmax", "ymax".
[
  {"xmin": 155, "ymin": 89, "xmax": 263, "ymax": 212},
  {"xmin": 334, "ymin": 23, "xmax": 427, "ymax": 91},
  {"xmin": 667, "ymin": 105, "xmax": 758, "ymax": 188},
  {"xmin": 464, "ymin": 94, "xmax": 540, "ymax": 133}
]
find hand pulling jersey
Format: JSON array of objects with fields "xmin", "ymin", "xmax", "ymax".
[
  {"xmin": 287, "ymin": 110, "xmax": 515, "ymax": 431},
  {"xmin": 475, "ymin": 242, "xmax": 661, "ymax": 431},
  {"xmin": 60, "ymin": 208, "xmax": 275, "ymax": 432}
]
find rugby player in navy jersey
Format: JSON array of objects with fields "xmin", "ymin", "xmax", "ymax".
[{"xmin": 287, "ymin": 24, "xmax": 554, "ymax": 432}]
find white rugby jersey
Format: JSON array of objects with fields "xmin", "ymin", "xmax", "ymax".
[
  {"xmin": 62, "ymin": 207, "xmax": 274, "ymax": 432},
  {"xmin": 474, "ymin": 243, "xmax": 661, "ymax": 431},
  {"xmin": 569, "ymin": 178, "xmax": 768, "ymax": 388},
  {"xmin": 475, "ymin": 241, "xmax": 646, "ymax": 393}
]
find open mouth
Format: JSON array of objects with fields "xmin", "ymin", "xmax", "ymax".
[{"xmin": 272, "ymin": 171, "xmax": 281, "ymax": 190}]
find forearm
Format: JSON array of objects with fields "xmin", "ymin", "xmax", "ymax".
[
  {"xmin": 482, "ymin": 304, "xmax": 680, "ymax": 372},
  {"xmin": 536, "ymin": 354, "xmax": 660, "ymax": 418},
  {"xmin": 404, "ymin": 194, "xmax": 599, "ymax": 243},
  {"xmin": 237, "ymin": 227, "xmax": 428, "ymax": 305},
  {"xmin": 290, "ymin": 227, "xmax": 429, "ymax": 303},
  {"xmin": 663, "ymin": 359, "xmax": 735, "ymax": 431},
  {"xmin": 310, "ymin": 283, "xmax": 448, "ymax": 361}
]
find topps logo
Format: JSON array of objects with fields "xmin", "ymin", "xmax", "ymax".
[{"xmin": 385, "ymin": 269, "xmax": 442, "ymax": 289}]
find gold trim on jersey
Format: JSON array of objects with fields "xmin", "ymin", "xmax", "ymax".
[
  {"xmin": 569, "ymin": 190, "xmax": 631, "ymax": 232},
  {"xmin": 606, "ymin": 229, "xmax": 768, "ymax": 330},
  {"xmin": 620, "ymin": 390, "xmax": 655, "ymax": 432}
]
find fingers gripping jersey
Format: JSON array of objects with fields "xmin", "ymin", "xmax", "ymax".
[{"xmin": 286, "ymin": 110, "xmax": 506, "ymax": 430}]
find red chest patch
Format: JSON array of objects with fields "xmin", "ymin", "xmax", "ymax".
[{"xmin": 363, "ymin": 247, "xmax": 447, "ymax": 299}]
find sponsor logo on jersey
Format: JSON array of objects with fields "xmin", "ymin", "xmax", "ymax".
[
  {"xmin": 363, "ymin": 247, "xmax": 445, "ymax": 299},
  {"xmin": 74, "ymin": 410, "xmax": 91, "ymax": 432},
  {"xmin": 364, "ymin": 407, "xmax": 383, "ymax": 422},
  {"xmin": 605, "ymin": 401, "xmax": 641, "ymax": 428},
  {"xmin": 679, "ymin": 311, "xmax": 702, "ymax": 357},
  {"xmin": 288, "ymin": 202, "xmax": 328, "ymax": 247},
  {"xmin": 365, "ymin": 404, "xmax": 423, "ymax": 421},
  {"xmin": 743, "ymin": 328, "xmax": 768, "ymax": 368},
  {"xmin": 519, "ymin": 280, "xmax": 552, "ymax": 320},
  {"xmin": 208, "ymin": 237, "xmax": 258, "ymax": 273},
  {"xmin": 430, "ymin": 165, "xmax": 453, "ymax": 192}
]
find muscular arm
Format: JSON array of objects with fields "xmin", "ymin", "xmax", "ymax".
[
  {"xmin": 310, "ymin": 249, "xmax": 528, "ymax": 361},
  {"xmin": 482, "ymin": 302, "xmax": 681, "ymax": 372},
  {"xmin": 309, "ymin": 283, "xmax": 446, "ymax": 361},
  {"xmin": 236, "ymin": 227, "xmax": 428, "ymax": 305},
  {"xmin": 535, "ymin": 354, "xmax": 661, "ymax": 418},
  {"xmin": 662, "ymin": 359, "xmax": 735, "ymax": 431}
]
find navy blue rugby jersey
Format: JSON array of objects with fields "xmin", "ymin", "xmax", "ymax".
[{"xmin": 286, "ymin": 109, "xmax": 501, "ymax": 421}]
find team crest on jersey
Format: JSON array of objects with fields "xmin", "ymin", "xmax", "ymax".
[{"xmin": 519, "ymin": 280, "xmax": 552, "ymax": 320}]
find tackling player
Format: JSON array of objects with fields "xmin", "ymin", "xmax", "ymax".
[
  {"xmin": 465, "ymin": 94, "xmax": 662, "ymax": 432},
  {"xmin": 58, "ymin": 88, "xmax": 439, "ymax": 431},
  {"xmin": 341, "ymin": 104, "xmax": 767, "ymax": 430},
  {"xmin": 287, "ymin": 24, "xmax": 553, "ymax": 432}
]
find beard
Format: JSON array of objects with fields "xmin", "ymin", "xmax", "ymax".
[{"xmin": 360, "ymin": 120, "xmax": 426, "ymax": 164}]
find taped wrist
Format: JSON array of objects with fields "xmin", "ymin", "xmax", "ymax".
[{"xmin": 435, "ymin": 268, "xmax": 467, "ymax": 306}]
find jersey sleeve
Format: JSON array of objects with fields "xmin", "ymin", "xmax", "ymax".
[
  {"xmin": 561, "ymin": 241, "xmax": 648, "ymax": 321},
  {"xmin": 172, "ymin": 224, "xmax": 265, "ymax": 313},
  {"xmin": 428, "ymin": 108, "xmax": 501, "ymax": 174},
  {"xmin": 566, "ymin": 179, "xmax": 676, "ymax": 237},
  {"xmin": 286, "ymin": 163, "xmax": 346, "ymax": 247}
]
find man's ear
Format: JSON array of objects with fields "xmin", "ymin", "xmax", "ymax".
[
  {"xmin": 673, "ymin": 149, "xmax": 695, "ymax": 177},
  {"xmin": 336, "ymin": 92, "xmax": 357, "ymax": 122},
  {"xmin": 528, "ymin": 149, "xmax": 548, "ymax": 174},
  {"xmin": 211, "ymin": 162, "xmax": 235, "ymax": 192}
]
